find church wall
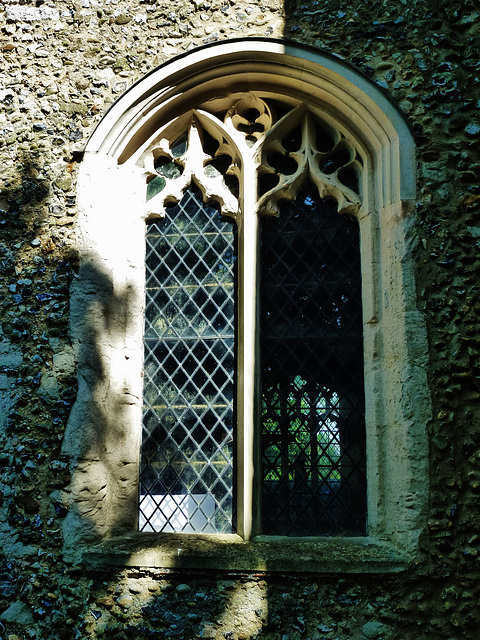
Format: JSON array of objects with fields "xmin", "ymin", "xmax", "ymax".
[{"xmin": 1, "ymin": 1, "xmax": 479, "ymax": 638}]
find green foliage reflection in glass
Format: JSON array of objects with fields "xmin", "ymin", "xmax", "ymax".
[
  {"xmin": 263, "ymin": 374, "xmax": 341, "ymax": 483},
  {"xmin": 260, "ymin": 182, "xmax": 366, "ymax": 535}
]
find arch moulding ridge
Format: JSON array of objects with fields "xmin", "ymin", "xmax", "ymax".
[{"xmin": 85, "ymin": 39, "xmax": 414, "ymax": 208}]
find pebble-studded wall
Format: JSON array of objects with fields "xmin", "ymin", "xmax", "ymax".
[{"xmin": 1, "ymin": 1, "xmax": 480, "ymax": 639}]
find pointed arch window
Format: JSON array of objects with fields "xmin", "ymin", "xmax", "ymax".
[
  {"xmin": 68, "ymin": 40, "xmax": 429, "ymax": 571},
  {"xmin": 138, "ymin": 96, "xmax": 366, "ymax": 538}
]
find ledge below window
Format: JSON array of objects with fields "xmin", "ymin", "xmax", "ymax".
[{"xmin": 82, "ymin": 533, "xmax": 410, "ymax": 574}]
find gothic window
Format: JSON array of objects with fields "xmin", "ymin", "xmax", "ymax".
[
  {"xmin": 68, "ymin": 41, "xmax": 428, "ymax": 569},
  {"xmin": 137, "ymin": 96, "xmax": 367, "ymax": 537}
]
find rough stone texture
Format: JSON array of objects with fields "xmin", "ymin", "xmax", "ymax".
[
  {"xmin": 0, "ymin": 600, "xmax": 35, "ymax": 625},
  {"xmin": 5, "ymin": 7, "xmax": 60, "ymax": 22},
  {"xmin": 362, "ymin": 621, "xmax": 394, "ymax": 639},
  {"xmin": 0, "ymin": 0, "xmax": 480, "ymax": 639},
  {"xmin": 0, "ymin": 335, "xmax": 23, "ymax": 432}
]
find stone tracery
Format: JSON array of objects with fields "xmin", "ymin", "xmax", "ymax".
[{"xmin": 139, "ymin": 95, "xmax": 363, "ymax": 221}]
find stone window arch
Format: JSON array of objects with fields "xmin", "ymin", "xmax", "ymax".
[{"xmin": 63, "ymin": 39, "xmax": 431, "ymax": 571}]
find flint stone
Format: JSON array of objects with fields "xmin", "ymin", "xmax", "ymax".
[
  {"xmin": 176, "ymin": 583, "xmax": 191, "ymax": 594},
  {"xmin": 0, "ymin": 600, "xmax": 35, "ymax": 625},
  {"xmin": 362, "ymin": 621, "xmax": 394, "ymax": 639},
  {"xmin": 112, "ymin": 81, "xmax": 128, "ymax": 94},
  {"xmin": 53, "ymin": 350, "xmax": 75, "ymax": 376},
  {"xmin": 0, "ymin": 339, "xmax": 23, "ymax": 369},
  {"xmin": 54, "ymin": 174, "xmax": 73, "ymax": 192},
  {"xmin": 115, "ymin": 14, "xmax": 131, "ymax": 25},
  {"xmin": 38, "ymin": 371, "xmax": 60, "ymax": 400},
  {"xmin": 465, "ymin": 123, "xmax": 480, "ymax": 136},
  {"xmin": 117, "ymin": 594, "xmax": 134, "ymax": 608}
]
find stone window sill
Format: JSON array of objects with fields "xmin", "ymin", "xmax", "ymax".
[{"xmin": 82, "ymin": 533, "xmax": 409, "ymax": 574}]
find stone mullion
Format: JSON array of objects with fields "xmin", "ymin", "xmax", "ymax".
[{"xmin": 235, "ymin": 152, "xmax": 261, "ymax": 540}]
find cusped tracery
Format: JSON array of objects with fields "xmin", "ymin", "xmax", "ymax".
[
  {"xmin": 224, "ymin": 96, "xmax": 274, "ymax": 145},
  {"xmin": 138, "ymin": 94, "xmax": 363, "ymax": 219},
  {"xmin": 257, "ymin": 106, "xmax": 362, "ymax": 216},
  {"xmin": 140, "ymin": 112, "xmax": 241, "ymax": 219}
]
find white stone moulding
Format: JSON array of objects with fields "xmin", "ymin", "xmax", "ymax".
[{"xmin": 64, "ymin": 38, "xmax": 431, "ymax": 572}]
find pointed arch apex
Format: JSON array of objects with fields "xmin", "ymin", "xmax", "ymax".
[{"xmin": 85, "ymin": 38, "xmax": 414, "ymax": 208}]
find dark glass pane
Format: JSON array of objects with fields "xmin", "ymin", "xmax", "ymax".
[
  {"xmin": 140, "ymin": 186, "xmax": 236, "ymax": 533},
  {"xmin": 171, "ymin": 134, "xmax": 188, "ymax": 158},
  {"xmin": 147, "ymin": 176, "xmax": 166, "ymax": 200},
  {"xmin": 260, "ymin": 182, "xmax": 366, "ymax": 536},
  {"xmin": 282, "ymin": 124, "xmax": 302, "ymax": 152}
]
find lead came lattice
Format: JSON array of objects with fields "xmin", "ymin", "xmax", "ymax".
[
  {"xmin": 260, "ymin": 183, "xmax": 366, "ymax": 536},
  {"xmin": 140, "ymin": 186, "xmax": 236, "ymax": 533}
]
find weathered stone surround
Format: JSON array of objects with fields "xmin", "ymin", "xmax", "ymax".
[{"xmin": 66, "ymin": 40, "xmax": 429, "ymax": 575}]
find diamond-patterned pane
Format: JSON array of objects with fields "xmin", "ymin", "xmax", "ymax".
[
  {"xmin": 140, "ymin": 186, "xmax": 236, "ymax": 533},
  {"xmin": 260, "ymin": 183, "xmax": 366, "ymax": 536}
]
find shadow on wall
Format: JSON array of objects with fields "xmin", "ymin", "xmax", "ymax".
[
  {"xmin": 0, "ymin": 153, "xmax": 89, "ymax": 634},
  {"xmin": 0, "ymin": 151, "xmax": 50, "ymax": 229},
  {"xmin": 58, "ymin": 254, "xmax": 273, "ymax": 638},
  {"xmin": 61, "ymin": 254, "xmax": 141, "ymax": 550}
]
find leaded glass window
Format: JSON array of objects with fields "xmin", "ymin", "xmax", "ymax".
[
  {"xmin": 260, "ymin": 184, "xmax": 366, "ymax": 536},
  {"xmin": 140, "ymin": 187, "xmax": 236, "ymax": 533},
  {"xmin": 138, "ymin": 95, "xmax": 366, "ymax": 537}
]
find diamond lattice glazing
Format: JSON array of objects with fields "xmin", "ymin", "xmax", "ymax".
[
  {"xmin": 260, "ymin": 183, "xmax": 366, "ymax": 536},
  {"xmin": 140, "ymin": 187, "xmax": 236, "ymax": 533}
]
